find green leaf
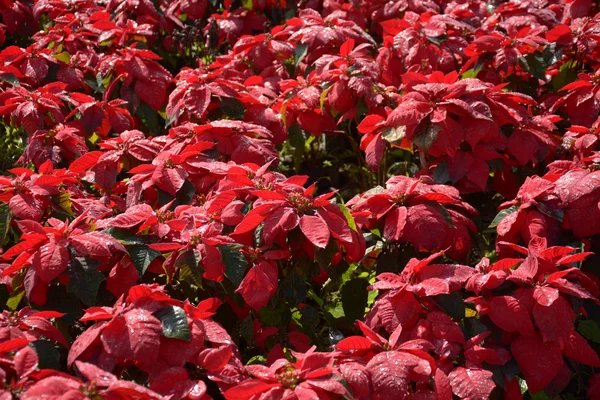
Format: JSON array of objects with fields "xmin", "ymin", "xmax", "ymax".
[
  {"xmin": 165, "ymin": 108, "xmax": 184, "ymax": 128},
  {"xmin": 246, "ymin": 355, "xmax": 267, "ymax": 365},
  {"xmin": 129, "ymin": 245, "xmax": 161, "ymax": 277},
  {"xmin": 288, "ymin": 123, "xmax": 306, "ymax": 149},
  {"xmin": 6, "ymin": 289, "xmax": 24, "ymax": 310},
  {"xmin": 578, "ymin": 320, "xmax": 600, "ymax": 343},
  {"xmin": 325, "ymin": 301, "xmax": 345, "ymax": 319},
  {"xmin": 320, "ymin": 85, "xmax": 332, "ymax": 110},
  {"xmin": 176, "ymin": 249, "xmax": 203, "ymax": 285},
  {"xmin": 431, "ymin": 292, "xmax": 465, "ymax": 321},
  {"xmin": 315, "ymin": 240, "xmax": 339, "ymax": 268},
  {"xmin": 300, "ymin": 305, "xmax": 320, "ymax": 333},
  {"xmin": 240, "ymin": 315, "xmax": 254, "ymax": 343},
  {"xmin": 0, "ymin": 203, "xmax": 11, "ymax": 248},
  {"xmin": 258, "ymin": 302, "xmax": 288, "ymax": 326},
  {"xmin": 461, "ymin": 68, "xmax": 481, "ymax": 79},
  {"xmin": 154, "ymin": 306, "xmax": 191, "ymax": 341},
  {"xmin": 241, "ymin": 0, "xmax": 252, "ymax": 9},
  {"xmin": 294, "ymin": 44, "xmax": 309, "ymax": 69},
  {"xmin": 381, "ymin": 126, "xmax": 406, "ymax": 145},
  {"xmin": 536, "ymin": 202, "xmax": 564, "ymax": 223},
  {"xmin": 29, "ymin": 340, "xmax": 61, "ymax": 370},
  {"xmin": 220, "ymin": 97, "xmax": 245, "ymax": 119},
  {"xmin": 53, "ymin": 51, "xmax": 71, "ymax": 64},
  {"xmin": 530, "ymin": 391, "xmax": 550, "ymax": 400},
  {"xmin": 282, "ymin": 268, "xmax": 307, "ymax": 303},
  {"xmin": 67, "ymin": 258, "xmax": 105, "ymax": 306},
  {"xmin": 136, "ymin": 103, "xmax": 161, "ymax": 136},
  {"xmin": 307, "ymin": 288, "xmax": 324, "ymax": 307},
  {"xmin": 218, "ymin": 244, "xmax": 247, "ymax": 287},
  {"xmin": 0, "ymin": 73, "xmax": 20, "ymax": 86},
  {"xmin": 433, "ymin": 160, "xmax": 450, "ymax": 184},
  {"xmin": 489, "ymin": 206, "xmax": 518, "ymax": 228},
  {"xmin": 57, "ymin": 192, "xmax": 74, "ymax": 217},
  {"xmin": 520, "ymin": 53, "xmax": 547, "ymax": 81},
  {"xmin": 338, "ymin": 203, "xmax": 357, "ymax": 232},
  {"xmin": 431, "ymin": 203, "xmax": 455, "ymax": 228},
  {"xmin": 341, "ymin": 278, "xmax": 369, "ymax": 323},
  {"xmin": 120, "ymin": 235, "xmax": 156, "ymax": 246},
  {"xmin": 413, "ymin": 123, "xmax": 440, "ymax": 152},
  {"xmin": 553, "ymin": 62, "xmax": 578, "ymax": 92}
]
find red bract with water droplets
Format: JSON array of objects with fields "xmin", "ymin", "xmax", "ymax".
[
  {"xmin": 224, "ymin": 348, "xmax": 351, "ymax": 400},
  {"xmin": 69, "ymin": 284, "xmax": 242, "ymax": 393},
  {"xmin": 70, "ymin": 130, "xmax": 161, "ymax": 192},
  {"xmin": 493, "ymin": 175, "xmax": 563, "ymax": 255},
  {"xmin": 0, "ymin": 307, "xmax": 67, "ymax": 347},
  {"xmin": 0, "ymin": 160, "xmax": 79, "ymax": 221},
  {"xmin": 1, "ymin": 0, "xmax": 600, "ymax": 398},
  {"xmin": 349, "ymin": 175, "xmax": 477, "ymax": 260},
  {"xmin": 21, "ymin": 360, "xmax": 165, "ymax": 399},
  {"xmin": 364, "ymin": 252, "xmax": 474, "ymax": 334},
  {"xmin": 97, "ymin": 45, "xmax": 173, "ymax": 111},
  {"xmin": 0, "ymin": 211, "xmax": 125, "ymax": 304},
  {"xmin": 233, "ymin": 181, "xmax": 365, "ymax": 263}
]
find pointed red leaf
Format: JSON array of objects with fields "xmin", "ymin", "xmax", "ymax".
[{"xmin": 299, "ymin": 215, "xmax": 330, "ymax": 248}]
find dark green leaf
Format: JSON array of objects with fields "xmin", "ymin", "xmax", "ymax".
[
  {"xmin": 294, "ymin": 44, "xmax": 309, "ymax": 69},
  {"xmin": 66, "ymin": 258, "xmax": 105, "ymax": 307},
  {"xmin": 536, "ymin": 202, "xmax": 564, "ymax": 223},
  {"xmin": 315, "ymin": 240, "xmax": 339, "ymax": 268},
  {"xmin": 578, "ymin": 320, "xmax": 600, "ymax": 343},
  {"xmin": 103, "ymin": 227, "xmax": 138, "ymax": 241},
  {"xmin": 258, "ymin": 302, "xmax": 287, "ymax": 326},
  {"xmin": 176, "ymin": 249, "xmax": 203, "ymax": 285},
  {"xmin": 0, "ymin": 203, "xmax": 11, "ymax": 248},
  {"xmin": 413, "ymin": 123, "xmax": 440, "ymax": 152},
  {"xmin": 489, "ymin": 206, "xmax": 518, "ymax": 228},
  {"xmin": 120, "ymin": 235, "xmax": 157, "ymax": 246},
  {"xmin": 178, "ymin": 180, "xmax": 197, "ymax": 206},
  {"xmin": 520, "ymin": 53, "xmax": 547, "ymax": 81},
  {"xmin": 553, "ymin": 62, "xmax": 578, "ymax": 92},
  {"xmin": 136, "ymin": 103, "xmax": 161, "ymax": 136},
  {"xmin": 427, "ymin": 35, "xmax": 447, "ymax": 45},
  {"xmin": 0, "ymin": 73, "xmax": 20, "ymax": 86},
  {"xmin": 300, "ymin": 305, "xmax": 320, "ymax": 333},
  {"xmin": 129, "ymin": 245, "xmax": 161, "ymax": 277},
  {"xmin": 530, "ymin": 391, "xmax": 550, "ymax": 400},
  {"xmin": 220, "ymin": 97, "xmax": 245, "ymax": 119},
  {"xmin": 288, "ymin": 123, "xmax": 306, "ymax": 149},
  {"xmin": 240, "ymin": 315, "xmax": 254, "ymax": 343},
  {"xmin": 154, "ymin": 306, "xmax": 191, "ymax": 341},
  {"xmin": 29, "ymin": 340, "xmax": 61, "ymax": 370},
  {"xmin": 282, "ymin": 268, "xmax": 307, "ymax": 303},
  {"xmin": 341, "ymin": 278, "xmax": 369, "ymax": 323},
  {"xmin": 431, "ymin": 203, "xmax": 455, "ymax": 228},
  {"xmin": 542, "ymin": 43, "xmax": 562, "ymax": 67},
  {"xmin": 218, "ymin": 244, "xmax": 247, "ymax": 287},
  {"xmin": 432, "ymin": 292, "xmax": 465, "ymax": 321},
  {"xmin": 433, "ymin": 161, "xmax": 451, "ymax": 184}
]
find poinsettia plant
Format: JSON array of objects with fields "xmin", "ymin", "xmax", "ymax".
[{"xmin": 0, "ymin": 0, "xmax": 600, "ymax": 399}]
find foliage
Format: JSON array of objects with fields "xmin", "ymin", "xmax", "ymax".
[{"xmin": 1, "ymin": 0, "xmax": 600, "ymax": 399}]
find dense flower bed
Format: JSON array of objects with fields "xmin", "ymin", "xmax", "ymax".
[{"xmin": 1, "ymin": 0, "xmax": 600, "ymax": 399}]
